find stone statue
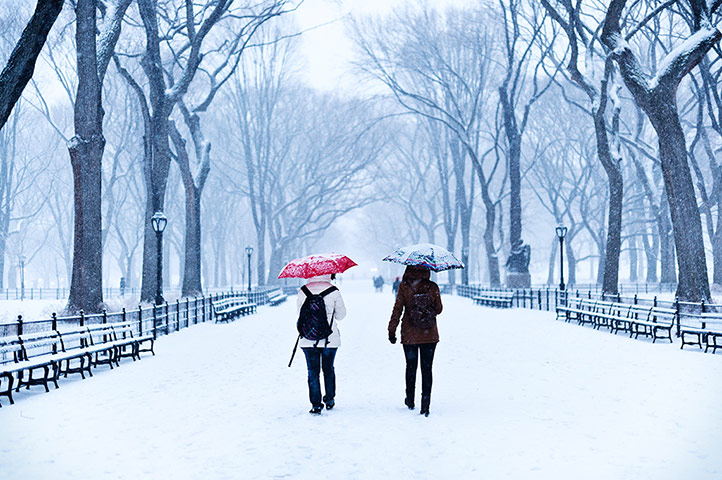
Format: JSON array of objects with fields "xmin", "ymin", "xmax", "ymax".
[{"xmin": 505, "ymin": 240, "xmax": 531, "ymax": 273}]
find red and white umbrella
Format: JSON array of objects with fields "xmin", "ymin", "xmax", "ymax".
[{"xmin": 278, "ymin": 253, "xmax": 357, "ymax": 279}]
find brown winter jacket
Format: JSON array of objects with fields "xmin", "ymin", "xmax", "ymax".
[{"xmin": 388, "ymin": 266, "xmax": 443, "ymax": 345}]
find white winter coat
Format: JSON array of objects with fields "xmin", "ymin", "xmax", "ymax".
[{"xmin": 297, "ymin": 274, "xmax": 347, "ymax": 348}]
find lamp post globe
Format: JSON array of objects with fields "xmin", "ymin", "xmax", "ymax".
[
  {"xmin": 245, "ymin": 246, "xmax": 254, "ymax": 291},
  {"xmin": 555, "ymin": 225, "xmax": 568, "ymax": 291},
  {"xmin": 151, "ymin": 211, "xmax": 168, "ymax": 305}
]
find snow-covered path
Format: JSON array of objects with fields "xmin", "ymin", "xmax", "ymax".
[{"xmin": 1, "ymin": 289, "xmax": 721, "ymax": 479}]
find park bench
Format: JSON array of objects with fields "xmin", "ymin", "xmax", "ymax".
[
  {"xmin": 680, "ymin": 312, "xmax": 722, "ymax": 353},
  {"xmin": 472, "ymin": 291, "xmax": 515, "ymax": 308},
  {"xmin": 625, "ymin": 305, "xmax": 676, "ymax": 343},
  {"xmin": 54, "ymin": 326, "xmax": 114, "ymax": 379},
  {"xmin": 267, "ymin": 289, "xmax": 287, "ymax": 306},
  {"xmin": 1, "ymin": 330, "xmax": 67, "ymax": 401},
  {"xmin": 212, "ymin": 297, "xmax": 256, "ymax": 323},
  {"xmin": 85, "ymin": 321, "xmax": 155, "ymax": 366},
  {"xmin": 0, "ymin": 320, "xmax": 155, "ymax": 406},
  {"xmin": 556, "ymin": 297, "xmax": 597, "ymax": 325},
  {"xmin": 557, "ymin": 298, "xmax": 675, "ymax": 343}
]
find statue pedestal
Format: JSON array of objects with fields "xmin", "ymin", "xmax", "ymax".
[{"xmin": 506, "ymin": 272, "xmax": 531, "ymax": 288}]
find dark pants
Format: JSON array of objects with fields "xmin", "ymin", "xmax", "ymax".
[
  {"xmin": 403, "ymin": 343, "xmax": 437, "ymax": 408},
  {"xmin": 302, "ymin": 347, "xmax": 337, "ymax": 408}
]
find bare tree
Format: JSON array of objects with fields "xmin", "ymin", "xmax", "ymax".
[
  {"xmin": 541, "ymin": 0, "xmax": 626, "ymax": 294},
  {"xmin": 115, "ymin": 0, "xmax": 293, "ymax": 301},
  {"xmin": 352, "ymin": 5, "xmax": 502, "ymax": 284},
  {"xmin": 0, "ymin": 0, "xmax": 64, "ymax": 132},
  {"xmin": 496, "ymin": 0, "xmax": 558, "ymax": 287},
  {"xmin": 600, "ymin": 0, "xmax": 721, "ymax": 302}
]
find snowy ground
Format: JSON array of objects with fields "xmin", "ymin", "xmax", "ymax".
[{"xmin": 1, "ymin": 286, "xmax": 721, "ymax": 479}]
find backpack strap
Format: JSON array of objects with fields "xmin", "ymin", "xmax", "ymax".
[
  {"xmin": 319, "ymin": 286, "xmax": 338, "ymax": 297},
  {"xmin": 301, "ymin": 285, "xmax": 312, "ymax": 297}
]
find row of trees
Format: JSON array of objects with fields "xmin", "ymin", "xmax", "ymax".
[
  {"xmin": 350, "ymin": 0, "xmax": 722, "ymax": 302},
  {"xmin": 0, "ymin": 0, "xmax": 389, "ymax": 312},
  {"xmin": 2, "ymin": 0, "xmax": 722, "ymax": 310}
]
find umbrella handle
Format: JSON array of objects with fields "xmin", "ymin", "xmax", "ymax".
[{"xmin": 288, "ymin": 334, "xmax": 301, "ymax": 367}]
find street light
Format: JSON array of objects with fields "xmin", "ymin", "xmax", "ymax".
[
  {"xmin": 555, "ymin": 225, "xmax": 568, "ymax": 291},
  {"xmin": 18, "ymin": 255, "xmax": 25, "ymax": 301},
  {"xmin": 245, "ymin": 245, "xmax": 254, "ymax": 291},
  {"xmin": 151, "ymin": 211, "xmax": 168, "ymax": 305}
]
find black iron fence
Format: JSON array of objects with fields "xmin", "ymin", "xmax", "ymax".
[
  {"xmin": 0, "ymin": 285, "xmax": 284, "ymax": 301},
  {"xmin": 0, "ymin": 287, "xmax": 285, "ymax": 340}
]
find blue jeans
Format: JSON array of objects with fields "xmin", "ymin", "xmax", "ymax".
[{"xmin": 302, "ymin": 347, "xmax": 337, "ymax": 408}]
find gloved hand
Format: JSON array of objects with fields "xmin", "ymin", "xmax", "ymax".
[{"xmin": 389, "ymin": 334, "xmax": 397, "ymax": 344}]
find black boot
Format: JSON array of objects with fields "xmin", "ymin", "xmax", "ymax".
[
  {"xmin": 404, "ymin": 397, "xmax": 415, "ymax": 410},
  {"xmin": 309, "ymin": 406, "xmax": 323, "ymax": 415},
  {"xmin": 420, "ymin": 395, "xmax": 430, "ymax": 417}
]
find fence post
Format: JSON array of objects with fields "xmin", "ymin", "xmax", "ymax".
[
  {"xmin": 617, "ymin": 292, "xmax": 621, "ymax": 303},
  {"xmin": 100, "ymin": 308, "xmax": 108, "ymax": 344},
  {"xmin": 176, "ymin": 299, "xmax": 180, "ymax": 331},
  {"xmin": 186, "ymin": 298, "xmax": 190, "ymax": 328},
  {"xmin": 80, "ymin": 310, "xmax": 85, "ymax": 329},
  {"xmin": 194, "ymin": 297, "xmax": 198, "ymax": 325},
  {"xmin": 165, "ymin": 301, "xmax": 170, "ymax": 335},
  {"xmin": 152, "ymin": 304, "xmax": 158, "ymax": 340},
  {"xmin": 675, "ymin": 297, "xmax": 681, "ymax": 338},
  {"xmin": 701, "ymin": 300, "xmax": 706, "ymax": 328},
  {"xmin": 634, "ymin": 294, "xmax": 638, "ymax": 305},
  {"xmin": 51, "ymin": 313, "xmax": 58, "ymax": 354},
  {"xmin": 138, "ymin": 305, "xmax": 143, "ymax": 336}
]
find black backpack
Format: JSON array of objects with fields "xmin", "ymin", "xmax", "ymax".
[
  {"xmin": 408, "ymin": 284, "xmax": 436, "ymax": 330},
  {"xmin": 297, "ymin": 286, "xmax": 338, "ymax": 342}
]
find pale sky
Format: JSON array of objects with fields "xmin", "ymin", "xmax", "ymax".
[{"xmin": 293, "ymin": 0, "xmax": 471, "ymax": 91}]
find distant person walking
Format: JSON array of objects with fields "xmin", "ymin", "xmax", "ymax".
[
  {"xmin": 392, "ymin": 277, "xmax": 401, "ymax": 296},
  {"xmin": 296, "ymin": 274, "xmax": 347, "ymax": 414},
  {"xmin": 373, "ymin": 275, "xmax": 385, "ymax": 292},
  {"xmin": 388, "ymin": 265, "xmax": 443, "ymax": 416}
]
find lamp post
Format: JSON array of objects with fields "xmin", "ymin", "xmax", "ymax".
[
  {"xmin": 555, "ymin": 225, "xmax": 568, "ymax": 291},
  {"xmin": 19, "ymin": 255, "xmax": 25, "ymax": 301},
  {"xmin": 151, "ymin": 211, "xmax": 168, "ymax": 305},
  {"xmin": 245, "ymin": 246, "xmax": 254, "ymax": 291}
]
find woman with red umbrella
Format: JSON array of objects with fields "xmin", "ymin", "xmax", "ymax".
[{"xmin": 279, "ymin": 253, "xmax": 356, "ymax": 415}]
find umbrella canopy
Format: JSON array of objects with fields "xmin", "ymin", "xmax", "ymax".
[
  {"xmin": 278, "ymin": 253, "xmax": 357, "ymax": 279},
  {"xmin": 382, "ymin": 243, "xmax": 465, "ymax": 272}
]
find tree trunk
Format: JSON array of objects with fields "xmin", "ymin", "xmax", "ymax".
[
  {"xmin": 181, "ymin": 185, "xmax": 202, "ymax": 296},
  {"xmin": 67, "ymin": 0, "xmax": 105, "ymax": 313},
  {"xmin": 483, "ymin": 207, "xmax": 500, "ymax": 286},
  {"xmin": 642, "ymin": 226, "xmax": 658, "ymax": 283},
  {"xmin": 649, "ymin": 103, "xmax": 709, "ymax": 301},
  {"xmin": 547, "ymin": 237, "xmax": 558, "ymax": 285},
  {"xmin": 596, "ymin": 247, "xmax": 606, "ymax": 286},
  {"xmin": 628, "ymin": 235, "xmax": 638, "ymax": 283},
  {"xmin": 256, "ymin": 224, "xmax": 266, "ymax": 287},
  {"xmin": 0, "ymin": 0, "xmax": 64, "ymax": 132},
  {"xmin": 566, "ymin": 239, "xmax": 577, "ymax": 286},
  {"xmin": 499, "ymin": 88, "xmax": 529, "ymax": 281},
  {"xmin": 713, "ymin": 205, "xmax": 722, "ymax": 285}
]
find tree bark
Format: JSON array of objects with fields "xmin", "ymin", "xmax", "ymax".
[
  {"xmin": 67, "ymin": 0, "xmax": 105, "ymax": 313},
  {"xmin": 650, "ymin": 102, "xmax": 708, "ymax": 299},
  {"xmin": 601, "ymin": 0, "xmax": 716, "ymax": 301},
  {"xmin": 0, "ymin": 0, "xmax": 64, "ymax": 132}
]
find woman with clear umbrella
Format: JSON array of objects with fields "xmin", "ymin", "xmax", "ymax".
[{"xmin": 384, "ymin": 243, "xmax": 463, "ymax": 417}]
